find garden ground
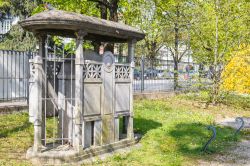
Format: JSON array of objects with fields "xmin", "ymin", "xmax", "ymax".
[{"xmin": 0, "ymin": 92, "xmax": 249, "ymax": 166}]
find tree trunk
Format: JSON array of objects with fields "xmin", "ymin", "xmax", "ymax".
[
  {"xmin": 91, "ymin": 0, "xmax": 108, "ymax": 53},
  {"xmin": 198, "ymin": 64, "xmax": 203, "ymax": 90},
  {"xmin": 109, "ymin": 0, "xmax": 119, "ymax": 22},
  {"xmin": 174, "ymin": 60, "xmax": 179, "ymax": 90},
  {"xmin": 212, "ymin": 0, "xmax": 219, "ymax": 104},
  {"xmin": 100, "ymin": 0, "xmax": 108, "ymax": 19},
  {"xmin": 92, "ymin": 0, "xmax": 119, "ymax": 53},
  {"xmin": 173, "ymin": 5, "xmax": 180, "ymax": 91},
  {"xmin": 105, "ymin": 0, "xmax": 119, "ymax": 52}
]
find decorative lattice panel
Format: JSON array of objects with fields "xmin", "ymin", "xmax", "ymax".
[
  {"xmin": 83, "ymin": 63, "xmax": 102, "ymax": 79},
  {"xmin": 115, "ymin": 65, "xmax": 130, "ymax": 79}
]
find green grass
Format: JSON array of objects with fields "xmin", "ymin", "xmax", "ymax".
[
  {"xmin": 0, "ymin": 113, "xmax": 33, "ymax": 166},
  {"xmin": 96, "ymin": 99, "xmax": 242, "ymax": 166},
  {"xmin": 0, "ymin": 94, "xmax": 248, "ymax": 166}
]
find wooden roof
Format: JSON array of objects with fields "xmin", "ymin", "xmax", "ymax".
[{"xmin": 19, "ymin": 10, "xmax": 145, "ymax": 42}]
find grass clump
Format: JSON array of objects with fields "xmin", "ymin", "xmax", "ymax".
[{"xmin": 178, "ymin": 90, "xmax": 250, "ymax": 110}]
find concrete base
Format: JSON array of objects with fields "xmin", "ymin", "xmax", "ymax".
[
  {"xmin": 26, "ymin": 134, "xmax": 141, "ymax": 165},
  {"xmin": 0, "ymin": 101, "xmax": 28, "ymax": 114},
  {"xmin": 134, "ymin": 91, "xmax": 178, "ymax": 100}
]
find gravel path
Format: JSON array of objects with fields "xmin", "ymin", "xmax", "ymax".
[{"xmin": 199, "ymin": 140, "xmax": 250, "ymax": 166}]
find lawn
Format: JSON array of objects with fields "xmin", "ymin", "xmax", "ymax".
[{"xmin": 0, "ymin": 93, "xmax": 249, "ymax": 166}]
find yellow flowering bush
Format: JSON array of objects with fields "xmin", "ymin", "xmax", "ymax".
[{"xmin": 222, "ymin": 46, "xmax": 250, "ymax": 94}]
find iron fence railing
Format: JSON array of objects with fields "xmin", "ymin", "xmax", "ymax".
[
  {"xmin": 0, "ymin": 50, "xmax": 211, "ymax": 102},
  {"xmin": 132, "ymin": 56, "xmax": 211, "ymax": 92},
  {"xmin": 0, "ymin": 50, "xmax": 36, "ymax": 102}
]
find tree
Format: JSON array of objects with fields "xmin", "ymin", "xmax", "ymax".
[
  {"xmin": 0, "ymin": 0, "xmax": 44, "ymax": 18},
  {"xmin": 0, "ymin": 0, "xmax": 45, "ymax": 51},
  {"xmin": 120, "ymin": 0, "xmax": 163, "ymax": 59},
  {"xmin": 154, "ymin": 0, "xmax": 193, "ymax": 90},
  {"xmin": 190, "ymin": 0, "xmax": 250, "ymax": 103},
  {"xmin": 0, "ymin": 0, "xmax": 11, "ymax": 16},
  {"xmin": 44, "ymin": 0, "xmax": 121, "ymax": 52},
  {"xmin": 0, "ymin": 25, "xmax": 36, "ymax": 51},
  {"xmin": 88, "ymin": 0, "xmax": 119, "ymax": 21},
  {"xmin": 42, "ymin": 0, "xmax": 99, "ymax": 17}
]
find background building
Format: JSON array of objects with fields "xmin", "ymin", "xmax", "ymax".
[
  {"xmin": 0, "ymin": 13, "xmax": 19, "ymax": 36},
  {"xmin": 158, "ymin": 46, "xmax": 199, "ymax": 73}
]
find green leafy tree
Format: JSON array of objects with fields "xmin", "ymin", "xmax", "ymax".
[
  {"xmin": 190, "ymin": 0, "xmax": 250, "ymax": 103},
  {"xmin": 0, "ymin": 25, "xmax": 37, "ymax": 51},
  {"xmin": 154, "ymin": 0, "xmax": 193, "ymax": 90},
  {"xmin": 0, "ymin": 0, "xmax": 44, "ymax": 51},
  {"xmin": 0, "ymin": 0, "xmax": 43, "ymax": 18},
  {"xmin": 120, "ymin": 0, "xmax": 163, "ymax": 59},
  {"xmin": 43, "ymin": 0, "xmax": 121, "ymax": 52},
  {"xmin": 0, "ymin": 0, "xmax": 11, "ymax": 16}
]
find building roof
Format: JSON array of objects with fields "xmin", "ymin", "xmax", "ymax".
[{"xmin": 19, "ymin": 10, "xmax": 145, "ymax": 42}]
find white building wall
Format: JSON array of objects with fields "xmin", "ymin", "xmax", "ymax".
[
  {"xmin": 157, "ymin": 46, "xmax": 198, "ymax": 72},
  {"xmin": 0, "ymin": 15, "xmax": 19, "ymax": 35}
]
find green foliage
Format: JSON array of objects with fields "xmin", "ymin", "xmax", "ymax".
[
  {"xmin": 189, "ymin": 0, "xmax": 250, "ymax": 103},
  {"xmin": 41, "ymin": 0, "xmax": 99, "ymax": 16},
  {"xmin": 0, "ymin": 0, "xmax": 11, "ymax": 15},
  {"xmin": 0, "ymin": 25, "xmax": 36, "ymax": 51},
  {"xmin": 190, "ymin": 0, "xmax": 250, "ymax": 65},
  {"xmin": 64, "ymin": 40, "xmax": 76, "ymax": 55},
  {"xmin": 155, "ymin": 0, "xmax": 192, "ymax": 53},
  {"xmin": 0, "ymin": 0, "xmax": 43, "ymax": 18},
  {"xmin": 121, "ymin": 0, "xmax": 163, "ymax": 58}
]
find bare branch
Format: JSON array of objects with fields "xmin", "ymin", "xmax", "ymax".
[
  {"xmin": 178, "ymin": 48, "xmax": 188, "ymax": 61},
  {"xmin": 168, "ymin": 47, "xmax": 175, "ymax": 59},
  {"xmin": 155, "ymin": 44, "xmax": 164, "ymax": 53}
]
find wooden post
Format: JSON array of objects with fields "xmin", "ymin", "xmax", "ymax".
[
  {"xmin": 33, "ymin": 34, "xmax": 46, "ymax": 152},
  {"xmin": 128, "ymin": 39, "xmax": 136, "ymax": 139},
  {"xmin": 74, "ymin": 31, "xmax": 87, "ymax": 151}
]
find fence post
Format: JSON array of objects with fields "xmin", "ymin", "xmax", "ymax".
[
  {"xmin": 32, "ymin": 34, "xmax": 46, "ymax": 152},
  {"xmin": 74, "ymin": 30, "xmax": 87, "ymax": 151},
  {"xmin": 141, "ymin": 56, "xmax": 145, "ymax": 92}
]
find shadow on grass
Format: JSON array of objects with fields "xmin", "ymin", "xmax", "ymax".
[
  {"xmin": 134, "ymin": 118, "xmax": 162, "ymax": 135},
  {"xmin": 0, "ymin": 120, "xmax": 31, "ymax": 138},
  {"xmin": 169, "ymin": 122, "xmax": 239, "ymax": 157}
]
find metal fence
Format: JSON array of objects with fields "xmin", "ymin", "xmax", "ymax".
[
  {"xmin": 0, "ymin": 50, "xmax": 210, "ymax": 103},
  {"xmin": 132, "ymin": 56, "xmax": 207, "ymax": 92},
  {"xmin": 0, "ymin": 50, "xmax": 34, "ymax": 102}
]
